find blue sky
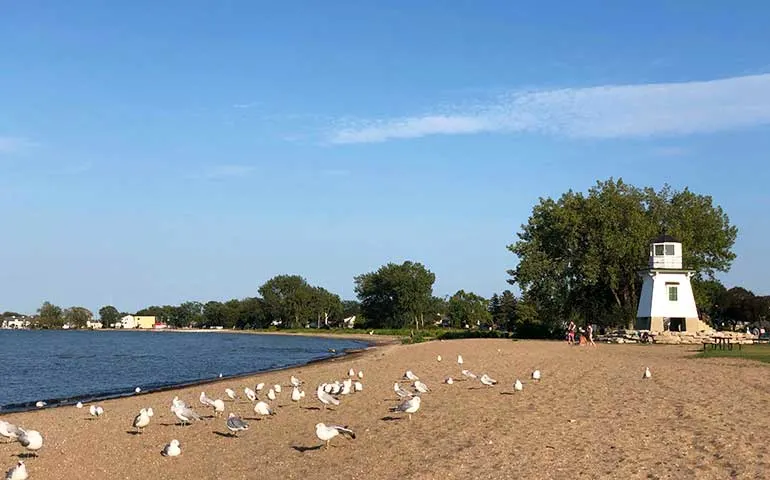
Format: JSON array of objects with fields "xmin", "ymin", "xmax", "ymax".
[{"xmin": 2, "ymin": 1, "xmax": 769, "ymax": 315}]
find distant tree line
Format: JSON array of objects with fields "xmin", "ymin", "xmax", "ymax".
[{"xmin": 10, "ymin": 178, "xmax": 768, "ymax": 336}]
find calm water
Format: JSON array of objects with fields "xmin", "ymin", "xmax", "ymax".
[{"xmin": 0, "ymin": 330, "xmax": 368, "ymax": 412}]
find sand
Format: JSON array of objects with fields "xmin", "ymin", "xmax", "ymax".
[{"xmin": 2, "ymin": 338, "xmax": 770, "ymax": 479}]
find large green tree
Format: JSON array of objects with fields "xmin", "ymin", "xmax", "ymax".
[
  {"xmin": 258, "ymin": 275, "xmax": 316, "ymax": 328},
  {"xmin": 99, "ymin": 305, "xmax": 121, "ymax": 328},
  {"xmin": 64, "ymin": 307, "xmax": 93, "ymax": 328},
  {"xmin": 447, "ymin": 290, "xmax": 491, "ymax": 329},
  {"xmin": 37, "ymin": 301, "xmax": 63, "ymax": 328},
  {"xmin": 354, "ymin": 261, "xmax": 435, "ymax": 329},
  {"xmin": 508, "ymin": 178, "xmax": 738, "ymax": 328}
]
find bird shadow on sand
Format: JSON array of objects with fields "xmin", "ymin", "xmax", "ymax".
[
  {"xmin": 302, "ymin": 406, "xmax": 321, "ymax": 411},
  {"xmin": 380, "ymin": 416, "xmax": 403, "ymax": 422},
  {"xmin": 291, "ymin": 444, "xmax": 323, "ymax": 453},
  {"xmin": 499, "ymin": 392, "xmax": 516, "ymax": 396},
  {"xmin": 16, "ymin": 453, "xmax": 38, "ymax": 459},
  {"xmin": 125, "ymin": 430, "xmax": 143, "ymax": 435},
  {"xmin": 212, "ymin": 431, "xmax": 235, "ymax": 438}
]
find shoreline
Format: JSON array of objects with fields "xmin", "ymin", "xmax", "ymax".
[{"xmin": 1, "ymin": 331, "xmax": 394, "ymax": 414}]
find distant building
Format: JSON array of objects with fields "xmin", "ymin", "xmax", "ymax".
[
  {"xmin": 1, "ymin": 316, "xmax": 30, "ymax": 329},
  {"xmin": 86, "ymin": 320, "xmax": 103, "ymax": 329},
  {"xmin": 120, "ymin": 315, "xmax": 157, "ymax": 329}
]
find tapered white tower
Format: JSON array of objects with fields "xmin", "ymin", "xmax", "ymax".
[{"xmin": 635, "ymin": 235, "xmax": 702, "ymax": 332}]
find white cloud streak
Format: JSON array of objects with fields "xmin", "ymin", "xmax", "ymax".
[{"xmin": 328, "ymin": 73, "xmax": 770, "ymax": 144}]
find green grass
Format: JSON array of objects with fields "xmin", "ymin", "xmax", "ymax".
[{"xmin": 696, "ymin": 343, "xmax": 770, "ymax": 364}]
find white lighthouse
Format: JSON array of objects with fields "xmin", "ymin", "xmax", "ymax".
[{"xmin": 635, "ymin": 235, "xmax": 703, "ymax": 332}]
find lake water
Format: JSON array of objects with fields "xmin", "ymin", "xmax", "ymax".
[{"xmin": 0, "ymin": 330, "xmax": 368, "ymax": 412}]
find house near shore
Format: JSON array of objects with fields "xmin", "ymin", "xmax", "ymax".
[
  {"xmin": 120, "ymin": 315, "xmax": 157, "ymax": 329},
  {"xmin": 1, "ymin": 316, "xmax": 30, "ymax": 329}
]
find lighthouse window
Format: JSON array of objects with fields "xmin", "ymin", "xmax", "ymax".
[
  {"xmin": 655, "ymin": 245, "xmax": 664, "ymax": 255},
  {"xmin": 668, "ymin": 286, "xmax": 678, "ymax": 301},
  {"xmin": 665, "ymin": 244, "xmax": 675, "ymax": 255}
]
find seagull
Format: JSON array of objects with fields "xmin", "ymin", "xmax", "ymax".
[
  {"xmin": 404, "ymin": 370, "xmax": 419, "ymax": 381},
  {"xmin": 132, "ymin": 408, "xmax": 151, "ymax": 434},
  {"xmin": 480, "ymin": 374, "xmax": 497, "ymax": 386},
  {"xmin": 161, "ymin": 439, "xmax": 181, "ymax": 457},
  {"xmin": 390, "ymin": 395, "xmax": 421, "ymax": 421},
  {"xmin": 135, "ymin": 387, "xmax": 141, "ymax": 393},
  {"xmin": 254, "ymin": 401, "xmax": 275, "ymax": 416},
  {"xmin": 4, "ymin": 461, "xmax": 27, "ymax": 480},
  {"xmin": 267, "ymin": 388, "xmax": 276, "ymax": 401},
  {"xmin": 316, "ymin": 384, "xmax": 340, "ymax": 409},
  {"xmin": 16, "ymin": 429, "xmax": 43, "ymax": 456},
  {"xmin": 461, "ymin": 369, "xmax": 477, "ymax": 379},
  {"xmin": 357, "ymin": 370, "xmax": 364, "ymax": 379},
  {"xmin": 348, "ymin": 368, "xmax": 355, "ymax": 377},
  {"xmin": 211, "ymin": 399, "xmax": 225, "ymax": 416},
  {"xmin": 437, "ymin": 355, "xmax": 442, "ymax": 362},
  {"xmin": 291, "ymin": 386, "xmax": 305, "ymax": 407},
  {"xmin": 394, "ymin": 382, "xmax": 412, "ymax": 399},
  {"xmin": 643, "ymin": 367, "xmax": 652, "ymax": 379},
  {"xmin": 200, "ymin": 391, "xmax": 215, "ymax": 407},
  {"xmin": 290, "ymin": 375, "xmax": 302, "ymax": 387},
  {"xmin": 226, "ymin": 413, "xmax": 248, "ymax": 436},
  {"xmin": 315, "ymin": 423, "xmax": 355, "ymax": 450},
  {"xmin": 532, "ymin": 370, "xmax": 541, "ymax": 381},
  {"xmin": 225, "ymin": 388, "xmax": 236, "ymax": 400},
  {"xmin": 514, "ymin": 379, "xmax": 523, "ymax": 392},
  {"xmin": 75, "ymin": 402, "xmax": 83, "ymax": 409},
  {"xmin": 444, "ymin": 377, "xmax": 454, "ymax": 385},
  {"xmin": 413, "ymin": 380, "xmax": 430, "ymax": 393},
  {"xmin": 244, "ymin": 388, "xmax": 257, "ymax": 402},
  {"xmin": 0, "ymin": 420, "xmax": 20, "ymax": 443},
  {"xmin": 273, "ymin": 384, "xmax": 282, "ymax": 394},
  {"xmin": 457, "ymin": 355, "xmax": 464, "ymax": 365},
  {"xmin": 341, "ymin": 379, "xmax": 353, "ymax": 395},
  {"xmin": 255, "ymin": 383, "xmax": 265, "ymax": 392},
  {"xmin": 89, "ymin": 405, "xmax": 104, "ymax": 418},
  {"xmin": 354, "ymin": 381, "xmax": 363, "ymax": 392},
  {"xmin": 171, "ymin": 402, "xmax": 201, "ymax": 426},
  {"xmin": 34, "ymin": 401, "xmax": 46, "ymax": 408}
]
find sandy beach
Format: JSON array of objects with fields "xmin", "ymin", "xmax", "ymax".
[{"xmin": 2, "ymin": 338, "xmax": 769, "ymax": 480}]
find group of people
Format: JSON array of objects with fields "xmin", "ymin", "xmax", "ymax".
[{"xmin": 566, "ymin": 321, "xmax": 595, "ymax": 347}]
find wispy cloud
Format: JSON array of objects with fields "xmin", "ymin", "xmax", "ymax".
[
  {"xmin": 328, "ymin": 73, "xmax": 770, "ymax": 144},
  {"xmin": 0, "ymin": 136, "xmax": 37, "ymax": 154},
  {"xmin": 232, "ymin": 102, "xmax": 260, "ymax": 109},
  {"xmin": 192, "ymin": 164, "xmax": 255, "ymax": 180},
  {"xmin": 650, "ymin": 146, "xmax": 690, "ymax": 157}
]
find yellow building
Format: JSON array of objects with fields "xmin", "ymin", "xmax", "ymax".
[{"xmin": 135, "ymin": 316, "xmax": 157, "ymax": 329}]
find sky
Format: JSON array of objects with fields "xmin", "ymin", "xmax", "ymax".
[{"xmin": 2, "ymin": 1, "xmax": 770, "ymax": 315}]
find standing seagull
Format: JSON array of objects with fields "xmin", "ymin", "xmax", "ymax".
[
  {"xmin": 226, "ymin": 413, "xmax": 248, "ymax": 436},
  {"xmin": 315, "ymin": 423, "xmax": 355, "ymax": 450},
  {"xmin": 531, "ymin": 370, "xmax": 541, "ymax": 382},
  {"xmin": 267, "ymin": 388, "xmax": 276, "ymax": 401},
  {"xmin": 291, "ymin": 386, "xmax": 305, "ymax": 407},
  {"xmin": 254, "ymin": 401, "xmax": 275, "ymax": 417},
  {"xmin": 404, "ymin": 370, "xmax": 419, "ymax": 381},
  {"xmin": 514, "ymin": 379, "xmax": 523, "ymax": 392},
  {"xmin": 316, "ymin": 384, "xmax": 340, "ymax": 410},
  {"xmin": 457, "ymin": 355, "xmax": 464, "ymax": 365},
  {"xmin": 643, "ymin": 367, "xmax": 652, "ymax": 379},
  {"xmin": 132, "ymin": 408, "xmax": 152, "ymax": 434},
  {"xmin": 171, "ymin": 402, "xmax": 201, "ymax": 426},
  {"xmin": 413, "ymin": 380, "xmax": 430, "ymax": 393},
  {"xmin": 244, "ymin": 387, "xmax": 257, "ymax": 402},
  {"xmin": 4, "ymin": 461, "xmax": 27, "ymax": 480},
  {"xmin": 16, "ymin": 429, "xmax": 43, "ymax": 457},
  {"xmin": 225, "ymin": 388, "xmax": 236, "ymax": 400},
  {"xmin": 390, "ymin": 395, "xmax": 421, "ymax": 421},
  {"xmin": 89, "ymin": 405, "xmax": 104, "ymax": 418},
  {"xmin": 161, "ymin": 439, "xmax": 181, "ymax": 457},
  {"xmin": 394, "ymin": 382, "xmax": 412, "ymax": 399}
]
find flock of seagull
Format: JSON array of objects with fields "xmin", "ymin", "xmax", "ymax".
[{"xmin": 1, "ymin": 349, "xmax": 655, "ymax": 479}]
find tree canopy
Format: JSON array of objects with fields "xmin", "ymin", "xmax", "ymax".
[
  {"xmin": 508, "ymin": 178, "xmax": 738, "ymax": 328},
  {"xmin": 447, "ymin": 290, "xmax": 491, "ymax": 329},
  {"xmin": 354, "ymin": 261, "xmax": 435, "ymax": 329}
]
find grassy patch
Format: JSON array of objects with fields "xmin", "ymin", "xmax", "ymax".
[
  {"xmin": 696, "ymin": 344, "xmax": 770, "ymax": 364},
  {"xmin": 435, "ymin": 330, "xmax": 514, "ymax": 340}
]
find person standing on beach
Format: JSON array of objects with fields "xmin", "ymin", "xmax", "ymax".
[
  {"xmin": 567, "ymin": 321, "xmax": 576, "ymax": 345},
  {"xmin": 587, "ymin": 323, "xmax": 595, "ymax": 346}
]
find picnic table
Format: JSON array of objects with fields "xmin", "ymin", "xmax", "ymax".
[{"xmin": 702, "ymin": 336, "xmax": 743, "ymax": 351}]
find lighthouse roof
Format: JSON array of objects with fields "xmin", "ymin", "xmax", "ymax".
[{"xmin": 652, "ymin": 234, "xmax": 680, "ymax": 244}]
